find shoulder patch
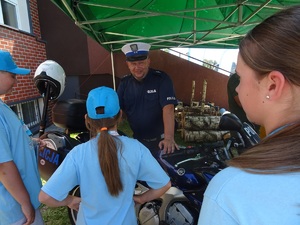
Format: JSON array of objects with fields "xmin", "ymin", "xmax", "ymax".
[
  {"xmin": 149, "ymin": 68, "xmax": 169, "ymax": 78},
  {"xmin": 121, "ymin": 74, "xmax": 132, "ymax": 80}
]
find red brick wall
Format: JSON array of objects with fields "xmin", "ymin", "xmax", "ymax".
[{"xmin": 0, "ymin": 0, "xmax": 46, "ymax": 104}]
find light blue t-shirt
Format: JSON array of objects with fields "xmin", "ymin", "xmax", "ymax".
[
  {"xmin": 0, "ymin": 100, "xmax": 42, "ymax": 224},
  {"xmin": 198, "ymin": 166, "xmax": 300, "ymax": 225},
  {"xmin": 42, "ymin": 134, "xmax": 170, "ymax": 225}
]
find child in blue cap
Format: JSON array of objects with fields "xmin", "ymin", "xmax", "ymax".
[
  {"xmin": 0, "ymin": 50, "xmax": 45, "ymax": 225},
  {"xmin": 39, "ymin": 86, "xmax": 171, "ymax": 224}
]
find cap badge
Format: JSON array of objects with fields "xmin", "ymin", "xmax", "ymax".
[{"xmin": 130, "ymin": 44, "xmax": 138, "ymax": 53}]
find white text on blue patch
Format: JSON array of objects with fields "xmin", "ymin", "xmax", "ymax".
[
  {"xmin": 167, "ymin": 97, "xmax": 176, "ymax": 100},
  {"xmin": 147, "ymin": 89, "xmax": 157, "ymax": 94}
]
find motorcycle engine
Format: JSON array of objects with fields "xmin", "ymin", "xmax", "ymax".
[
  {"xmin": 138, "ymin": 201, "xmax": 160, "ymax": 225},
  {"xmin": 166, "ymin": 202, "xmax": 196, "ymax": 225}
]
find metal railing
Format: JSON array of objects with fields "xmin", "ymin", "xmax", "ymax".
[{"xmin": 163, "ymin": 48, "xmax": 234, "ymax": 75}]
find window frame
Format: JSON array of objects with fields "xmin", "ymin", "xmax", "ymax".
[
  {"xmin": 0, "ymin": 0, "xmax": 31, "ymax": 33},
  {"xmin": 9, "ymin": 99, "xmax": 41, "ymax": 130}
]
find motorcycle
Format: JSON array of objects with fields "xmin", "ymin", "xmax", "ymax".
[
  {"xmin": 135, "ymin": 109, "xmax": 260, "ymax": 225},
  {"xmin": 37, "ymin": 95, "xmax": 260, "ymax": 225},
  {"xmin": 33, "ymin": 62, "xmax": 87, "ymax": 224},
  {"xmin": 37, "ymin": 98, "xmax": 88, "ymax": 224}
]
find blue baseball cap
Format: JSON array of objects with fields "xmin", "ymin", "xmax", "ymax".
[
  {"xmin": 0, "ymin": 50, "xmax": 30, "ymax": 75},
  {"xmin": 121, "ymin": 42, "xmax": 151, "ymax": 61},
  {"xmin": 86, "ymin": 86, "xmax": 120, "ymax": 119}
]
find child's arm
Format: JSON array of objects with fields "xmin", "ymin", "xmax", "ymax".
[
  {"xmin": 39, "ymin": 190, "xmax": 81, "ymax": 211},
  {"xmin": 0, "ymin": 161, "xmax": 35, "ymax": 224},
  {"xmin": 133, "ymin": 181, "xmax": 171, "ymax": 204}
]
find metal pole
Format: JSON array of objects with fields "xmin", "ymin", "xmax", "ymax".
[
  {"xmin": 39, "ymin": 82, "xmax": 51, "ymax": 137},
  {"xmin": 111, "ymin": 49, "xmax": 116, "ymax": 90}
]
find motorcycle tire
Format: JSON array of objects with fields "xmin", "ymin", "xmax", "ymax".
[{"xmin": 68, "ymin": 185, "xmax": 80, "ymax": 225}]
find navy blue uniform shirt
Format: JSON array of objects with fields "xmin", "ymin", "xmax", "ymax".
[{"xmin": 117, "ymin": 68, "xmax": 177, "ymax": 140}]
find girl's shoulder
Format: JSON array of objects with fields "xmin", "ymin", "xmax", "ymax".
[
  {"xmin": 118, "ymin": 135, "xmax": 143, "ymax": 147},
  {"xmin": 204, "ymin": 167, "xmax": 245, "ymax": 198},
  {"xmin": 118, "ymin": 135, "xmax": 149, "ymax": 155}
]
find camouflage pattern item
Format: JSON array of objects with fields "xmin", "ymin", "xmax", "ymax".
[
  {"xmin": 183, "ymin": 106, "xmax": 219, "ymax": 116},
  {"xmin": 190, "ymin": 80, "xmax": 196, "ymax": 106},
  {"xmin": 201, "ymin": 80, "xmax": 207, "ymax": 113},
  {"xmin": 183, "ymin": 116, "xmax": 221, "ymax": 130},
  {"xmin": 174, "ymin": 93, "xmax": 225, "ymax": 143},
  {"xmin": 184, "ymin": 130, "xmax": 229, "ymax": 142}
]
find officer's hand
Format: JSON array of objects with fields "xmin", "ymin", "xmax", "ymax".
[{"xmin": 159, "ymin": 138, "xmax": 179, "ymax": 154}]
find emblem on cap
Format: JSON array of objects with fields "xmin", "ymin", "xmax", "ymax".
[{"xmin": 130, "ymin": 44, "xmax": 139, "ymax": 53}]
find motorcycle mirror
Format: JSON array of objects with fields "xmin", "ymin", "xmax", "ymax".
[
  {"xmin": 219, "ymin": 109, "xmax": 260, "ymax": 149},
  {"xmin": 219, "ymin": 109, "xmax": 243, "ymax": 131}
]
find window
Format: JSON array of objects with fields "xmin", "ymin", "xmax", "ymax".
[
  {"xmin": 0, "ymin": 0, "xmax": 31, "ymax": 32},
  {"xmin": 1, "ymin": 1, "xmax": 17, "ymax": 28},
  {"xmin": 10, "ymin": 99, "xmax": 41, "ymax": 130}
]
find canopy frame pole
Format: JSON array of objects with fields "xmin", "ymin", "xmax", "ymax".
[{"xmin": 110, "ymin": 48, "xmax": 116, "ymax": 90}]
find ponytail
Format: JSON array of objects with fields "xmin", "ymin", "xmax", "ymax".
[{"xmin": 85, "ymin": 112, "xmax": 123, "ymax": 196}]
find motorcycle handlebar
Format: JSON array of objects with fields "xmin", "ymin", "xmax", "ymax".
[
  {"xmin": 161, "ymin": 147, "xmax": 201, "ymax": 159},
  {"xmin": 161, "ymin": 141, "xmax": 224, "ymax": 159}
]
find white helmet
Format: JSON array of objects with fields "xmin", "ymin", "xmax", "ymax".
[{"xmin": 34, "ymin": 60, "xmax": 66, "ymax": 100}]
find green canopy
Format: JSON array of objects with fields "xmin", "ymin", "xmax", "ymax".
[{"xmin": 51, "ymin": 0, "xmax": 300, "ymax": 51}]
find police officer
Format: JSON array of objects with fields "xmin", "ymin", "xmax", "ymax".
[{"xmin": 117, "ymin": 42, "xmax": 179, "ymax": 158}]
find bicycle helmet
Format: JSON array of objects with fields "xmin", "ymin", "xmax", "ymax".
[{"xmin": 34, "ymin": 60, "xmax": 66, "ymax": 100}]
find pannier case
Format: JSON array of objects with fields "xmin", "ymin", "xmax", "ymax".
[{"xmin": 52, "ymin": 99, "xmax": 87, "ymax": 131}]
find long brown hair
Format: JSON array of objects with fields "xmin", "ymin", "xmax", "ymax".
[
  {"xmin": 228, "ymin": 123, "xmax": 300, "ymax": 173},
  {"xmin": 85, "ymin": 111, "xmax": 123, "ymax": 196},
  {"xmin": 229, "ymin": 5, "xmax": 300, "ymax": 174},
  {"xmin": 239, "ymin": 5, "xmax": 300, "ymax": 85}
]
